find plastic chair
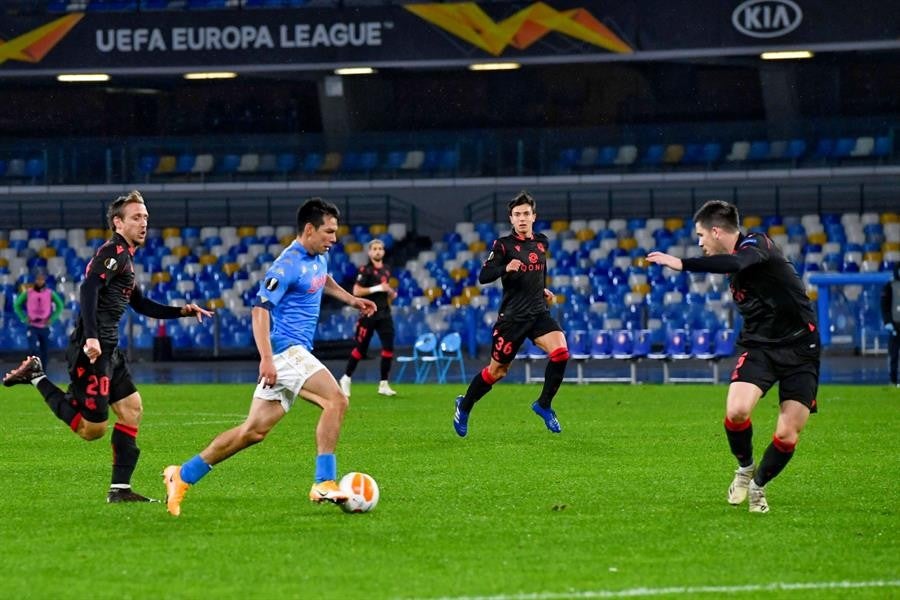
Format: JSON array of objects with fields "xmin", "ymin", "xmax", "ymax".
[
  {"xmin": 437, "ymin": 332, "xmax": 467, "ymax": 383},
  {"xmin": 395, "ymin": 332, "xmax": 438, "ymax": 383}
]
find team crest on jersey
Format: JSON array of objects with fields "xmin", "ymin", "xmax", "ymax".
[
  {"xmin": 528, "ymin": 252, "xmax": 539, "ymax": 264},
  {"xmin": 265, "ymin": 277, "xmax": 279, "ymax": 291},
  {"xmin": 104, "ymin": 258, "xmax": 118, "ymax": 270}
]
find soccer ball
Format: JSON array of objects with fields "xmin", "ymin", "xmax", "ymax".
[{"xmin": 339, "ymin": 472, "xmax": 379, "ymax": 513}]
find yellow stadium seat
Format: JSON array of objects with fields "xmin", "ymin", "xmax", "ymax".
[
  {"xmin": 743, "ymin": 215, "xmax": 762, "ymax": 228},
  {"xmin": 86, "ymin": 228, "xmax": 106, "ymax": 240},
  {"xmin": 619, "ymin": 238, "xmax": 637, "ymax": 251},
  {"xmin": 369, "ymin": 224, "xmax": 387, "ymax": 235},
  {"xmin": 280, "ymin": 234, "xmax": 295, "ymax": 246},
  {"xmin": 462, "ymin": 286, "xmax": 481, "ymax": 299},
  {"xmin": 162, "ymin": 227, "xmax": 181, "ymax": 239},
  {"xmin": 664, "ymin": 217, "xmax": 683, "ymax": 231},
  {"xmin": 662, "ymin": 144, "xmax": 685, "ymax": 164},
  {"xmin": 424, "ymin": 286, "xmax": 443, "ymax": 301},
  {"xmin": 863, "ymin": 251, "xmax": 883, "ymax": 263},
  {"xmin": 806, "ymin": 288, "xmax": 818, "ymax": 301},
  {"xmin": 151, "ymin": 272, "xmax": 171, "ymax": 284},
  {"xmin": 451, "ymin": 296, "xmax": 470, "ymax": 308},
  {"xmin": 469, "ymin": 241, "xmax": 486, "ymax": 253},
  {"xmin": 319, "ymin": 152, "xmax": 342, "ymax": 173},
  {"xmin": 199, "ymin": 254, "xmax": 218, "ymax": 266},
  {"xmin": 449, "ymin": 267, "xmax": 469, "ymax": 281},
  {"xmin": 880, "ymin": 212, "xmax": 898, "ymax": 224},
  {"xmin": 807, "ymin": 232, "xmax": 827, "ymax": 245},
  {"xmin": 206, "ymin": 298, "xmax": 225, "ymax": 309},
  {"xmin": 155, "ymin": 155, "xmax": 176, "ymax": 175},
  {"xmin": 632, "ymin": 283, "xmax": 651, "ymax": 295},
  {"xmin": 237, "ymin": 226, "xmax": 256, "ymax": 238},
  {"xmin": 222, "ymin": 262, "xmax": 241, "ymax": 276},
  {"xmin": 0, "ymin": 239, "xmax": 7, "ymax": 249},
  {"xmin": 575, "ymin": 229, "xmax": 595, "ymax": 242},
  {"xmin": 171, "ymin": 245, "xmax": 190, "ymax": 258},
  {"xmin": 883, "ymin": 242, "xmax": 900, "ymax": 253},
  {"xmin": 768, "ymin": 225, "xmax": 786, "ymax": 236},
  {"xmin": 551, "ymin": 220, "xmax": 569, "ymax": 233},
  {"xmin": 632, "ymin": 256, "xmax": 648, "ymax": 269},
  {"xmin": 344, "ymin": 242, "xmax": 363, "ymax": 254},
  {"xmin": 337, "ymin": 225, "xmax": 350, "ymax": 237},
  {"xmin": 0, "ymin": 258, "xmax": 7, "ymax": 267},
  {"xmin": 38, "ymin": 247, "xmax": 57, "ymax": 258}
]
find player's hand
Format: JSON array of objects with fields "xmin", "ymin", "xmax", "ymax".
[
  {"xmin": 83, "ymin": 337, "xmax": 101, "ymax": 365},
  {"xmin": 356, "ymin": 297, "xmax": 377, "ymax": 317},
  {"xmin": 181, "ymin": 303, "xmax": 214, "ymax": 322},
  {"xmin": 386, "ymin": 285, "xmax": 398, "ymax": 300},
  {"xmin": 544, "ymin": 288, "xmax": 554, "ymax": 304},
  {"xmin": 646, "ymin": 251, "xmax": 684, "ymax": 272},
  {"xmin": 506, "ymin": 259, "xmax": 523, "ymax": 273},
  {"xmin": 258, "ymin": 356, "xmax": 277, "ymax": 388}
]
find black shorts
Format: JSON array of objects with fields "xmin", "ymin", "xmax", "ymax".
[
  {"xmin": 353, "ymin": 314, "xmax": 395, "ymax": 352},
  {"xmin": 65, "ymin": 342, "xmax": 138, "ymax": 423},
  {"xmin": 731, "ymin": 334, "xmax": 820, "ymax": 412},
  {"xmin": 490, "ymin": 312, "xmax": 563, "ymax": 364}
]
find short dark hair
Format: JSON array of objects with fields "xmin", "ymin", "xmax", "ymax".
[
  {"xmin": 107, "ymin": 190, "xmax": 145, "ymax": 230},
  {"xmin": 693, "ymin": 200, "xmax": 740, "ymax": 233},
  {"xmin": 296, "ymin": 197, "xmax": 340, "ymax": 231},
  {"xmin": 508, "ymin": 191, "xmax": 536, "ymax": 216}
]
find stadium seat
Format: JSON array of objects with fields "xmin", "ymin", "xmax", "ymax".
[
  {"xmin": 437, "ymin": 332, "xmax": 467, "ymax": 383},
  {"xmin": 237, "ymin": 153, "xmax": 260, "ymax": 173},
  {"xmin": 174, "ymin": 153, "xmax": 196, "ymax": 174},
  {"xmin": 747, "ymin": 141, "xmax": 770, "ymax": 161},
  {"xmin": 613, "ymin": 145, "xmax": 638, "ymax": 166},
  {"xmin": 395, "ymin": 332, "xmax": 438, "ymax": 383},
  {"xmin": 191, "ymin": 154, "xmax": 215, "ymax": 176},
  {"xmin": 872, "ymin": 136, "xmax": 892, "ymax": 158},
  {"xmin": 640, "ymin": 144, "xmax": 665, "ymax": 166},
  {"xmin": 849, "ymin": 136, "xmax": 875, "ymax": 157},
  {"xmin": 725, "ymin": 141, "xmax": 750, "ymax": 162}
]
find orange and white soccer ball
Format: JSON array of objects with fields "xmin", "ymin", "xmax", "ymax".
[{"xmin": 339, "ymin": 472, "xmax": 380, "ymax": 513}]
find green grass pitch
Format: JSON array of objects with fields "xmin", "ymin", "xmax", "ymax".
[{"xmin": 0, "ymin": 382, "xmax": 897, "ymax": 599}]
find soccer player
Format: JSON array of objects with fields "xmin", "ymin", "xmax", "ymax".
[
  {"xmin": 646, "ymin": 200, "xmax": 820, "ymax": 513},
  {"xmin": 2, "ymin": 191, "xmax": 213, "ymax": 503},
  {"xmin": 340, "ymin": 238, "xmax": 399, "ymax": 397},
  {"xmin": 163, "ymin": 198, "xmax": 377, "ymax": 517},
  {"xmin": 453, "ymin": 191, "xmax": 569, "ymax": 437}
]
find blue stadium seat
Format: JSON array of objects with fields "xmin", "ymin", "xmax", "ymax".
[
  {"xmin": 596, "ymin": 145, "xmax": 617, "ymax": 167},
  {"xmin": 640, "ymin": 144, "xmax": 665, "ymax": 166},
  {"xmin": 831, "ymin": 137, "xmax": 855, "ymax": 158},
  {"xmin": 872, "ymin": 136, "xmax": 892, "ymax": 158},
  {"xmin": 747, "ymin": 141, "xmax": 770, "ymax": 161},
  {"xmin": 175, "ymin": 153, "xmax": 196, "ymax": 174},
  {"xmin": 276, "ymin": 152, "xmax": 297, "ymax": 174},
  {"xmin": 785, "ymin": 139, "xmax": 806, "ymax": 160},
  {"xmin": 219, "ymin": 153, "xmax": 240, "ymax": 174}
]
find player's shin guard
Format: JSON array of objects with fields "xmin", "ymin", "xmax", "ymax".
[
  {"xmin": 36, "ymin": 378, "xmax": 82, "ymax": 431},
  {"xmin": 460, "ymin": 367, "xmax": 497, "ymax": 412},
  {"xmin": 725, "ymin": 417, "xmax": 754, "ymax": 468},
  {"xmin": 754, "ymin": 436, "xmax": 796, "ymax": 486},
  {"xmin": 110, "ymin": 423, "xmax": 140, "ymax": 487},
  {"xmin": 536, "ymin": 348, "xmax": 569, "ymax": 409},
  {"xmin": 380, "ymin": 350, "xmax": 393, "ymax": 381}
]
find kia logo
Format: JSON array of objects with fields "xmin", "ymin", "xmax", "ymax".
[{"xmin": 732, "ymin": 0, "xmax": 803, "ymax": 38}]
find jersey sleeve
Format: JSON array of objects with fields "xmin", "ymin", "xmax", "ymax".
[
  {"xmin": 256, "ymin": 257, "xmax": 295, "ymax": 308},
  {"xmin": 479, "ymin": 239, "xmax": 507, "ymax": 284}
]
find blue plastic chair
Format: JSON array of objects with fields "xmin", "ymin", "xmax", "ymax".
[
  {"xmin": 872, "ymin": 136, "xmax": 892, "ymax": 157},
  {"xmin": 395, "ymin": 333, "xmax": 438, "ymax": 383},
  {"xmin": 437, "ymin": 332, "xmax": 467, "ymax": 383}
]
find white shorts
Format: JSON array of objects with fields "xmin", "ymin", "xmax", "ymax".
[{"xmin": 254, "ymin": 345, "xmax": 327, "ymax": 412}]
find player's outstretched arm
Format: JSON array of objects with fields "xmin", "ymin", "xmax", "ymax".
[
  {"xmin": 646, "ymin": 251, "xmax": 683, "ymax": 271},
  {"xmin": 129, "ymin": 285, "xmax": 214, "ymax": 322},
  {"xmin": 325, "ymin": 275, "xmax": 377, "ymax": 317}
]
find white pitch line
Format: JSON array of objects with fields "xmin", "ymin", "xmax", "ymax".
[{"xmin": 420, "ymin": 579, "xmax": 900, "ymax": 600}]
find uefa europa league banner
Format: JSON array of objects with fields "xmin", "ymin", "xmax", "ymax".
[{"xmin": 0, "ymin": 0, "xmax": 895, "ymax": 75}]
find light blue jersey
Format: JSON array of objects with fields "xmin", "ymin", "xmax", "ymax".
[{"xmin": 255, "ymin": 240, "xmax": 329, "ymax": 354}]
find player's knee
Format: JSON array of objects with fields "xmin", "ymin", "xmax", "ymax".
[
  {"xmin": 78, "ymin": 421, "xmax": 107, "ymax": 441},
  {"xmin": 725, "ymin": 409, "xmax": 751, "ymax": 424}
]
